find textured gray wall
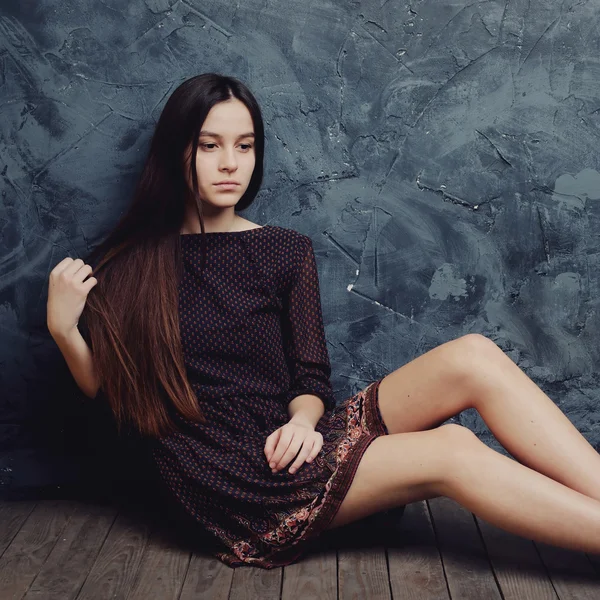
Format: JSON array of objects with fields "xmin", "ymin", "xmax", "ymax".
[{"xmin": 1, "ymin": 0, "xmax": 600, "ymax": 495}]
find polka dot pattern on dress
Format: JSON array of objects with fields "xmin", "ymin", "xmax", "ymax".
[{"xmin": 148, "ymin": 224, "xmax": 391, "ymax": 569}]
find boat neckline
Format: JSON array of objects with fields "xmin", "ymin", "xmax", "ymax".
[{"xmin": 180, "ymin": 224, "xmax": 271, "ymax": 236}]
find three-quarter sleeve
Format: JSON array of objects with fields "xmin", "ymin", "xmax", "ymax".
[{"xmin": 280, "ymin": 236, "xmax": 336, "ymax": 411}]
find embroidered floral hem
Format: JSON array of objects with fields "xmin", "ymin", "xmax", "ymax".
[{"xmin": 211, "ymin": 377, "xmax": 390, "ymax": 568}]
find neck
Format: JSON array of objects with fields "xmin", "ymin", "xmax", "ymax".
[{"xmin": 181, "ymin": 204, "xmax": 239, "ymax": 234}]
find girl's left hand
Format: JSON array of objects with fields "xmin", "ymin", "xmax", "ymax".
[{"xmin": 264, "ymin": 419, "xmax": 323, "ymax": 475}]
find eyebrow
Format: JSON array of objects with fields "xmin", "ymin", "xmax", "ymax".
[{"xmin": 199, "ymin": 131, "xmax": 255, "ymax": 139}]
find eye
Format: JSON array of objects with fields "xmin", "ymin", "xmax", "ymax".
[{"xmin": 199, "ymin": 143, "xmax": 253, "ymax": 150}]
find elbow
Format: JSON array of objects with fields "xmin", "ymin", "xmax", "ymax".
[{"xmin": 83, "ymin": 382, "xmax": 101, "ymax": 399}]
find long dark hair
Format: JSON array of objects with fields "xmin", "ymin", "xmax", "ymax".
[{"xmin": 80, "ymin": 73, "xmax": 265, "ymax": 438}]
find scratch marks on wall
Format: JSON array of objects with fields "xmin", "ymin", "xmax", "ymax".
[{"xmin": 2, "ymin": 0, "xmax": 600, "ymax": 488}]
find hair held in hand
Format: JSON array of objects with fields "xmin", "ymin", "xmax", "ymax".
[{"xmin": 80, "ymin": 74, "xmax": 265, "ymax": 438}]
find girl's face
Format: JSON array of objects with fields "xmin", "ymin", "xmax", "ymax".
[{"xmin": 183, "ymin": 98, "xmax": 256, "ymax": 211}]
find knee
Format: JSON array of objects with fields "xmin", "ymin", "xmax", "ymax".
[
  {"xmin": 437, "ymin": 422, "xmax": 477, "ymax": 438},
  {"xmin": 448, "ymin": 334, "xmax": 504, "ymax": 398},
  {"xmin": 454, "ymin": 333, "xmax": 501, "ymax": 364},
  {"xmin": 436, "ymin": 423, "xmax": 480, "ymax": 456},
  {"xmin": 423, "ymin": 424, "xmax": 482, "ymax": 494}
]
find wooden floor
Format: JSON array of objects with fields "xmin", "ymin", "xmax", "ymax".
[{"xmin": 1, "ymin": 493, "xmax": 600, "ymax": 599}]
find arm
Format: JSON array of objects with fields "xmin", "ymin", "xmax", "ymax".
[
  {"xmin": 287, "ymin": 394, "xmax": 325, "ymax": 429},
  {"xmin": 281, "ymin": 236, "xmax": 336, "ymax": 426},
  {"xmin": 47, "ymin": 256, "xmax": 100, "ymax": 399},
  {"xmin": 51, "ymin": 326, "xmax": 100, "ymax": 399}
]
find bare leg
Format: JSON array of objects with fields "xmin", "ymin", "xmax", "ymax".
[
  {"xmin": 328, "ymin": 425, "xmax": 600, "ymax": 555},
  {"xmin": 375, "ymin": 334, "xmax": 600, "ymax": 502},
  {"xmin": 439, "ymin": 425, "xmax": 600, "ymax": 554},
  {"xmin": 471, "ymin": 335, "xmax": 600, "ymax": 501}
]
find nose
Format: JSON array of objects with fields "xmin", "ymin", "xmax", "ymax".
[{"xmin": 219, "ymin": 146, "xmax": 238, "ymax": 172}]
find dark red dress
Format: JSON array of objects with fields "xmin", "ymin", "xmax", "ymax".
[{"xmin": 149, "ymin": 225, "xmax": 391, "ymax": 568}]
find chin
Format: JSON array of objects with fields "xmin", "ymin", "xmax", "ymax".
[{"xmin": 204, "ymin": 197, "xmax": 243, "ymax": 208}]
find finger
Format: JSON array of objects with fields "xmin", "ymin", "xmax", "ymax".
[
  {"xmin": 274, "ymin": 433, "xmax": 303, "ymax": 471},
  {"xmin": 50, "ymin": 257, "xmax": 75, "ymax": 278},
  {"xmin": 264, "ymin": 430, "xmax": 280, "ymax": 462},
  {"xmin": 269, "ymin": 429, "xmax": 294, "ymax": 470},
  {"xmin": 81, "ymin": 276, "xmax": 98, "ymax": 293},
  {"xmin": 265, "ymin": 429, "xmax": 284, "ymax": 462},
  {"xmin": 288, "ymin": 439, "xmax": 315, "ymax": 474},
  {"xmin": 72, "ymin": 264, "xmax": 93, "ymax": 284},
  {"xmin": 62, "ymin": 258, "xmax": 85, "ymax": 278},
  {"xmin": 305, "ymin": 436, "xmax": 323, "ymax": 463}
]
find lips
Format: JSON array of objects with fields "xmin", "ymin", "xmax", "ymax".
[{"xmin": 214, "ymin": 181, "xmax": 239, "ymax": 186}]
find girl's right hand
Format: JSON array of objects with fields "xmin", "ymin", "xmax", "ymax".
[{"xmin": 47, "ymin": 257, "xmax": 98, "ymax": 338}]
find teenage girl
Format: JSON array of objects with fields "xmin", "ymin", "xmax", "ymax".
[{"xmin": 47, "ymin": 73, "xmax": 600, "ymax": 569}]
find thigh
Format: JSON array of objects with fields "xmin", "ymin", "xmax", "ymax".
[
  {"xmin": 326, "ymin": 423, "xmax": 474, "ymax": 530},
  {"xmin": 377, "ymin": 333, "xmax": 486, "ymax": 435}
]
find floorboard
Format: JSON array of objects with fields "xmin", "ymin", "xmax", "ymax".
[
  {"xmin": 0, "ymin": 496, "xmax": 598, "ymax": 599},
  {"xmin": 0, "ymin": 500, "xmax": 77, "ymax": 600},
  {"xmin": 281, "ymin": 547, "xmax": 337, "ymax": 600},
  {"xmin": 126, "ymin": 527, "xmax": 191, "ymax": 600},
  {"xmin": 76, "ymin": 510, "xmax": 152, "ymax": 600},
  {"xmin": 228, "ymin": 564, "xmax": 282, "ymax": 600},
  {"xmin": 428, "ymin": 497, "xmax": 503, "ymax": 600},
  {"xmin": 475, "ymin": 513, "xmax": 558, "ymax": 599},
  {"xmin": 387, "ymin": 501, "xmax": 449, "ymax": 600},
  {"xmin": 22, "ymin": 502, "xmax": 117, "ymax": 600},
  {"xmin": 178, "ymin": 553, "xmax": 234, "ymax": 600}
]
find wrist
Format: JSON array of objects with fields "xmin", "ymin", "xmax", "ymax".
[
  {"xmin": 287, "ymin": 394, "xmax": 325, "ymax": 429},
  {"xmin": 289, "ymin": 413, "xmax": 316, "ymax": 429}
]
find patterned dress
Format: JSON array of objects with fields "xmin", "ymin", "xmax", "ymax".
[{"xmin": 148, "ymin": 225, "xmax": 394, "ymax": 568}]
